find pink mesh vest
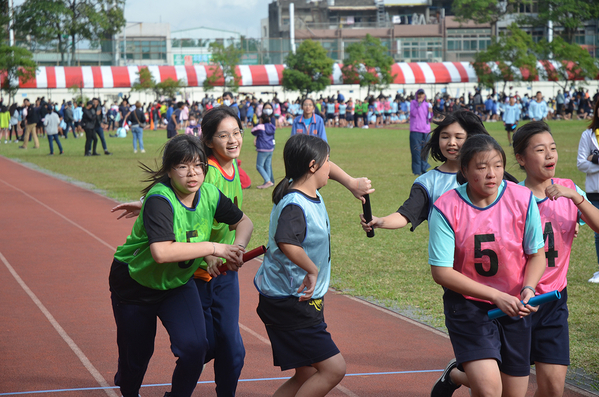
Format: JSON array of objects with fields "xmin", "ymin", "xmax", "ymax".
[
  {"xmin": 535, "ymin": 178, "xmax": 578, "ymax": 294},
  {"xmin": 434, "ymin": 181, "xmax": 533, "ymax": 303}
]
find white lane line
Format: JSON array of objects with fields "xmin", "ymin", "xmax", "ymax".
[
  {"xmin": 0, "ymin": 178, "xmax": 115, "ymax": 251},
  {"xmin": 0, "ymin": 251, "xmax": 118, "ymax": 397}
]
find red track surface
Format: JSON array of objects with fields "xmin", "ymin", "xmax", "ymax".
[{"xmin": 0, "ymin": 155, "xmax": 595, "ymax": 397}]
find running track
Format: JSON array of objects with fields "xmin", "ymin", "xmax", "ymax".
[{"xmin": 0, "ymin": 155, "xmax": 595, "ymax": 397}]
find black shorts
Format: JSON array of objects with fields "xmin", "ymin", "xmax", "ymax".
[
  {"xmin": 530, "ymin": 287, "xmax": 569, "ymax": 365},
  {"xmin": 443, "ymin": 288, "xmax": 532, "ymax": 377},
  {"xmin": 326, "ymin": 113, "xmax": 335, "ymax": 121},
  {"xmin": 346, "ymin": 114, "xmax": 354, "ymax": 122},
  {"xmin": 505, "ymin": 123, "xmax": 517, "ymax": 132},
  {"xmin": 338, "ymin": 114, "xmax": 346, "ymax": 120},
  {"xmin": 258, "ymin": 294, "xmax": 339, "ymax": 370}
]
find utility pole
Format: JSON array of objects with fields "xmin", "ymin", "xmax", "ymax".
[{"xmin": 9, "ymin": 0, "xmax": 15, "ymax": 46}]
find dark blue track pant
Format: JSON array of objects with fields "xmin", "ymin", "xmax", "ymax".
[
  {"xmin": 111, "ymin": 279, "xmax": 208, "ymax": 397},
  {"xmin": 195, "ymin": 270, "xmax": 245, "ymax": 397}
]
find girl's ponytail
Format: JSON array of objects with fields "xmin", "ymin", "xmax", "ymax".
[{"xmin": 272, "ymin": 176, "xmax": 292, "ymax": 204}]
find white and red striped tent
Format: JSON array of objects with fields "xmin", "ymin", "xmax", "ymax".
[{"xmin": 2, "ymin": 61, "xmax": 595, "ymax": 89}]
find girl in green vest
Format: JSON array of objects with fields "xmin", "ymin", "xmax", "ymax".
[{"xmin": 109, "ymin": 134, "xmax": 253, "ymax": 397}]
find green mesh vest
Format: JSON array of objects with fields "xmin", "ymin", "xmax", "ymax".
[{"xmin": 114, "ymin": 181, "xmax": 220, "ymax": 290}]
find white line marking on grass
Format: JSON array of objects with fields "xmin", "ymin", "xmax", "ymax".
[
  {"xmin": 0, "ymin": 251, "xmax": 118, "ymax": 397},
  {"xmin": 0, "ymin": 179, "xmax": 115, "ymax": 251}
]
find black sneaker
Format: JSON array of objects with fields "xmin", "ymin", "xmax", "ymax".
[
  {"xmin": 431, "ymin": 358, "xmax": 460, "ymax": 397},
  {"xmin": 92, "ymin": 153, "xmax": 101, "ymax": 156},
  {"xmin": 105, "ymin": 151, "xmax": 113, "ymax": 155}
]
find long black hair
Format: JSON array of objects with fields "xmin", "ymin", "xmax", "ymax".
[
  {"xmin": 200, "ymin": 106, "xmax": 243, "ymax": 157},
  {"xmin": 272, "ymin": 134, "xmax": 330, "ymax": 204},
  {"xmin": 423, "ymin": 110, "xmax": 488, "ymax": 162},
  {"xmin": 457, "ymin": 134, "xmax": 506, "ymax": 184},
  {"xmin": 512, "ymin": 121, "xmax": 552, "ymax": 170},
  {"xmin": 140, "ymin": 134, "xmax": 207, "ymax": 196}
]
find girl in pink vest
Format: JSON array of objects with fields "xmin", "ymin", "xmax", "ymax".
[
  {"xmin": 429, "ymin": 134, "xmax": 546, "ymax": 397},
  {"xmin": 513, "ymin": 121, "xmax": 599, "ymax": 397}
]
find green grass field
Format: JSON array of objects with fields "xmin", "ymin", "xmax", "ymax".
[{"xmin": 2, "ymin": 120, "xmax": 598, "ymax": 385}]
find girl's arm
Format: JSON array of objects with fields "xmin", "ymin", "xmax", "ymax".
[
  {"xmin": 360, "ymin": 212, "xmax": 408, "ymax": 232},
  {"xmin": 111, "ymin": 201, "xmax": 142, "ymax": 219},
  {"xmin": 430, "ymin": 266, "xmax": 534, "ymax": 318},
  {"xmin": 278, "ymin": 243, "xmax": 319, "ymax": 301},
  {"xmin": 150, "ymin": 240, "xmax": 243, "ymax": 267},
  {"xmin": 329, "ymin": 161, "xmax": 374, "ymax": 204},
  {"xmin": 521, "ymin": 250, "xmax": 546, "ymax": 301},
  {"xmin": 545, "ymin": 184, "xmax": 599, "ymax": 233}
]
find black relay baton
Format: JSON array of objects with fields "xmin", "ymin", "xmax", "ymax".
[{"xmin": 362, "ymin": 194, "xmax": 375, "ymax": 238}]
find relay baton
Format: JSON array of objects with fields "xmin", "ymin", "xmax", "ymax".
[
  {"xmin": 217, "ymin": 245, "xmax": 266, "ymax": 274},
  {"xmin": 362, "ymin": 194, "xmax": 375, "ymax": 238},
  {"xmin": 487, "ymin": 290, "xmax": 561, "ymax": 320}
]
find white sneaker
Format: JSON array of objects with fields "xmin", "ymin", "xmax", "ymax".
[
  {"xmin": 589, "ymin": 271, "xmax": 599, "ymax": 283},
  {"xmin": 141, "ymin": 149, "xmax": 145, "ymax": 153},
  {"xmin": 133, "ymin": 149, "xmax": 137, "ymax": 153}
]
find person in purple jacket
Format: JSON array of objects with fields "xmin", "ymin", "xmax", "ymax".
[
  {"xmin": 251, "ymin": 113, "xmax": 276, "ymax": 189},
  {"xmin": 410, "ymin": 88, "xmax": 433, "ymax": 175}
]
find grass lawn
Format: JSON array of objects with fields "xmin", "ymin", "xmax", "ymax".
[{"xmin": 2, "ymin": 120, "xmax": 599, "ymax": 386}]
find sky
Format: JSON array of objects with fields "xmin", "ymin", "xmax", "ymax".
[
  {"xmin": 13, "ymin": 0, "xmax": 269, "ymax": 38},
  {"xmin": 124, "ymin": 0, "xmax": 268, "ymax": 38}
]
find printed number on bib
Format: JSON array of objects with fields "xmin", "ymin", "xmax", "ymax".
[
  {"xmin": 543, "ymin": 222, "xmax": 558, "ymax": 267},
  {"xmin": 474, "ymin": 234, "xmax": 498, "ymax": 277},
  {"xmin": 178, "ymin": 230, "xmax": 199, "ymax": 269}
]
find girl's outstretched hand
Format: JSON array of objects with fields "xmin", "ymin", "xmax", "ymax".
[
  {"xmin": 360, "ymin": 214, "xmax": 381, "ymax": 232},
  {"xmin": 111, "ymin": 201, "xmax": 142, "ymax": 219},
  {"xmin": 545, "ymin": 184, "xmax": 578, "ymax": 202},
  {"xmin": 351, "ymin": 177, "xmax": 375, "ymax": 204},
  {"xmin": 213, "ymin": 243, "xmax": 244, "ymax": 269},
  {"xmin": 297, "ymin": 272, "xmax": 317, "ymax": 301}
]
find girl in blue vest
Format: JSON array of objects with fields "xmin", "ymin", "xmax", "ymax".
[
  {"xmin": 254, "ymin": 134, "xmax": 346, "ymax": 397},
  {"xmin": 360, "ymin": 110, "xmax": 514, "ymax": 234},
  {"xmin": 109, "ymin": 134, "xmax": 253, "ymax": 397}
]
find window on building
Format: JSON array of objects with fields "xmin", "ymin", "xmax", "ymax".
[{"xmin": 518, "ymin": 1, "xmax": 538, "ymax": 13}]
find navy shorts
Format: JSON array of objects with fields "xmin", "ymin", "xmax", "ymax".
[
  {"xmin": 531, "ymin": 287, "xmax": 569, "ymax": 366},
  {"xmin": 265, "ymin": 321, "xmax": 340, "ymax": 371},
  {"xmin": 326, "ymin": 113, "xmax": 335, "ymax": 121},
  {"xmin": 443, "ymin": 289, "xmax": 532, "ymax": 377}
]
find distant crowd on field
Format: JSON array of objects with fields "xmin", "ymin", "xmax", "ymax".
[{"xmin": 1, "ymin": 86, "xmax": 595, "ymax": 154}]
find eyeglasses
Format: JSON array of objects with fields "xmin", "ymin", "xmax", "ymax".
[
  {"xmin": 172, "ymin": 163, "xmax": 205, "ymax": 177},
  {"xmin": 214, "ymin": 130, "xmax": 244, "ymax": 141}
]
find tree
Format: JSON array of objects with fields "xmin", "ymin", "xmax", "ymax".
[
  {"xmin": 522, "ymin": 0, "xmax": 599, "ymax": 44},
  {"xmin": 131, "ymin": 67, "xmax": 156, "ymax": 97},
  {"xmin": 14, "ymin": 0, "xmax": 125, "ymax": 66},
  {"xmin": 282, "ymin": 40, "xmax": 333, "ymax": 97},
  {"xmin": 452, "ymin": 0, "xmax": 522, "ymax": 37},
  {"xmin": 472, "ymin": 24, "xmax": 538, "ymax": 92},
  {"xmin": 0, "ymin": 45, "xmax": 37, "ymax": 103},
  {"xmin": 535, "ymin": 37, "xmax": 599, "ymax": 93},
  {"xmin": 154, "ymin": 78, "xmax": 186, "ymax": 101},
  {"xmin": 341, "ymin": 34, "xmax": 395, "ymax": 96},
  {"xmin": 203, "ymin": 41, "xmax": 243, "ymax": 93}
]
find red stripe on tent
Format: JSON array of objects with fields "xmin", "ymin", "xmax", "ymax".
[
  {"xmin": 452, "ymin": 62, "xmax": 469, "ymax": 82},
  {"xmin": 205, "ymin": 65, "xmax": 224, "ymax": 86},
  {"xmin": 19, "ymin": 71, "xmax": 37, "ymax": 88},
  {"xmin": 234, "ymin": 66, "xmax": 242, "ymax": 85},
  {"xmin": 46, "ymin": 67, "xmax": 57, "ymax": 88},
  {"xmin": 112, "ymin": 67, "xmax": 131, "ymax": 88},
  {"xmin": 159, "ymin": 66, "xmax": 178, "ymax": 82},
  {"xmin": 64, "ymin": 67, "xmax": 83, "ymax": 89},
  {"xmin": 428, "ymin": 63, "xmax": 451, "ymax": 84},
  {"xmin": 185, "ymin": 66, "xmax": 198, "ymax": 87},
  {"xmin": 407, "ymin": 63, "xmax": 425, "ymax": 84},
  {"xmin": 91, "ymin": 67, "xmax": 103, "ymax": 88},
  {"xmin": 391, "ymin": 64, "xmax": 405, "ymax": 84},
  {"xmin": 249, "ymin": 65, "xmax": 269, "ymax": 86},
  {"xmin": 274, "ymin": 64, "xmax": 285, "ymax": 84},
  {"xmin": 519, "ymin": 66, "xmax": 538, "ymax": 82}
]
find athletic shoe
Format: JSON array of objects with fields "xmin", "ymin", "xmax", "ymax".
[
  {"xmin": 141, "ymin": 149, "xmax": 145, "ymax": 153},
  {"xmin": 257, "ymin": 181, "xmax": 274, "ymax": 189},
  {"xmin": 104, "ymin": 151, "xmax": 113, "ymax": 155},
  {"xmin": 589, "ymin": 271, "xmax": 599, "ymax": 283},
  {"xmin": 92, "ymin": 153, "xmax": 101, "ymax": 156},
  {"xmin": 431, "ymin": 358, "xmax": 460, "ymax": 397},
  {"xmin": 133, "ymin": 149, "xmax": 137, "ymax": 154}
]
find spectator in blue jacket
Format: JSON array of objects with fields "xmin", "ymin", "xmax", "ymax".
[
  {"xmin": 291, "ymin": 98, "xmax": 327, "ymax": 142},
  {"xmin": 529, "ymin": 91, "xmax": 548, "ymax": 121}
]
